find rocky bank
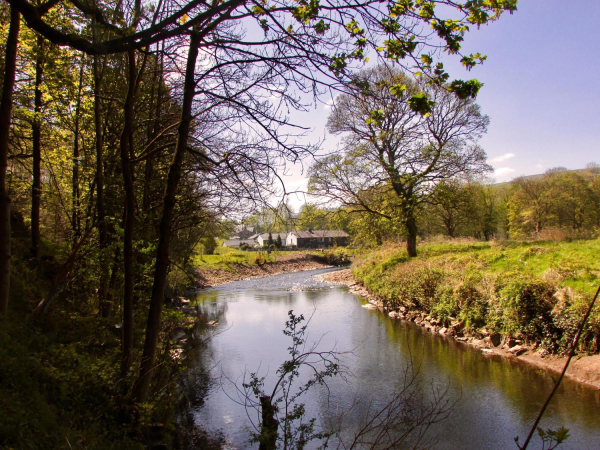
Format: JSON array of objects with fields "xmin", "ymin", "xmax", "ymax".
[{"xmin": 316, "ymin": 269, "xmax": 600, "ymax": 390}]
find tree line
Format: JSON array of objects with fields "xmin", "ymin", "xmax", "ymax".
[{"xmin": 300, "ymin": 166, "xmax": 600, "ymax": 248}]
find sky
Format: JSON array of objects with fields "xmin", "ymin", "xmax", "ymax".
[{"xmin": 280, "ymin": 0, "xmax": 600, "ymax": 211}]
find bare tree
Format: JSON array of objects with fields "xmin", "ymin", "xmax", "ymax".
[{"xmin": 310, "ymin": 66, "xmax": 490, "ymax": 256}]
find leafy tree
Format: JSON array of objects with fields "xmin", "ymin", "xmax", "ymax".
[
  {"xmin": 297, "ymin": 203, "xmax": 330, "ymax": 230},
  {"xmin": 470, "ymin": 181, "xmax": 503, "ymax": 240},
  {"xmin": 426, "ymin": 179, "xmax": 475, "ymax": 238},
  {"xmin": 310, "ymin": 66, "xmax": 490, "ymax": 256},
  {"xmin": 200, "ymin": 236, "xmax": 217, "ymax": 256}
]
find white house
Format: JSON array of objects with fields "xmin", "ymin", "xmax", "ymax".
[{"xmin": 256, "ymin": 232, "xmax": 288, "ymax": 247}]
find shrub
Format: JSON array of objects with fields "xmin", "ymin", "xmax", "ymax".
[
  {"xmin": 199, "ymin": 236, "xmax": 217, "ymax": 255},
  {"xmin": 496, "ymin": 277, "xmax": 559, "ymax": 348}
]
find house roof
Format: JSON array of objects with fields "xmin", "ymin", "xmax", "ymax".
[
  {"xmin": 289, "ymin": 229, "xmax": 349, "ymax": 238},
  {"xmin": 258, "ymin": 232, "xmax": 288, "ymax": 240}
]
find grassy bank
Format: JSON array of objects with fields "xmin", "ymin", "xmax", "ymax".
[
  {"xmin": 192, "ymin": 246, "xmax": 352, "ymax": 271},
  {"xmin": 353, "ymin": 238, "xmax": 600, "ymax": 354}
]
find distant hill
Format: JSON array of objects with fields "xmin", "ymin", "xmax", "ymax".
[{"xmin": 494, "ymin": 166, "xmax": 600, "ymax": 187}]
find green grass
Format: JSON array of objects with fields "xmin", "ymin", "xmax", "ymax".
[
  {"xmin": 192, "ymin": 245, "xmax": 275, "ymax": 270},
  {"xmin": 353, "ymin": 238, "xmax": 600, "ymax": 353},
  {"xmin": 419, "ymin": 239, "xmax": 600, "ymax": 296}
]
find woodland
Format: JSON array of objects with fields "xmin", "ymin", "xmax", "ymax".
[{"xmin": 1, "ymin": 0, "xmax": 566, "ymax": 447}]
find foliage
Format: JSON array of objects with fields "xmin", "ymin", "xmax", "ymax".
[
  {"xmin": 311, "ymin": 246, "xmax": 352, "ymax": 266},
  {"xmin": 353, "ymin": 238, "xmax": 600, "ymax": 354},
  {"xmin": 507, "ymin": 168, "xmax": 600, "ymax": 237},
  {"xmin": 514, "ymin": 426, "xmax": 570, "ymax": 450},
  {"xmin": 199, "ymin": 236, "xmax": 217, "ymax": 255},
  {"xmin": 309, "ymin": 66, "xmax": 491, "ymax": 256},
  {"xmin": 0, "ymin": 301, "xmax": 182, "ymax": 448}
]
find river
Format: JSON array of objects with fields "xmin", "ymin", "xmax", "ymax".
[{"xmin": 180, "ymin": 268, "xmax": 600, "ymax": 449}]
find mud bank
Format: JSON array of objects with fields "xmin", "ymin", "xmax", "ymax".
[
  {"xmin": 194, "ymin": 253, "xmax": 337, "ymax": 287},
  {"xmin": 316, "ymin": 269, "xmax": 600, "ymax": 390}
]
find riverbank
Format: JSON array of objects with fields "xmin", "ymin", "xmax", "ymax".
[
  {"xmin": 193, "ymin": 252, "xmax": 339, "ymax": 287},
  {"xmin": 317, "ymin": 268, "xmax": 600, "ymax": 390},
  {"xmin": 194, "ymin": 251, "xmax": 350, "ymax": 288}
]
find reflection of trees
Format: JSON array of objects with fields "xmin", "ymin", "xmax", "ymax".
[{"xmin": 378, "ymin": 313, "xmax": 600, "ymax": 428}]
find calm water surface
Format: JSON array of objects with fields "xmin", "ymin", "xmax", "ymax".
[{"xmin": 182, "ymin": 268, "xmax": 600, "ymax": 449}]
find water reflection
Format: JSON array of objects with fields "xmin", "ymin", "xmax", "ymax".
[{"xmin": 181, "ymin": 269, "xmax": 600, "ymax": 449}]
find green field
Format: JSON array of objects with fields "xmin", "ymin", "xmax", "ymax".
[{"xmin": 353, "ymin": 238, "xmax": 600, "ymax": 353}]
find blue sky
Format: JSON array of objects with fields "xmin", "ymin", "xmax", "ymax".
[{"xmin": 283, "ymin": 0, "xmax": 600, "ymax": 209}]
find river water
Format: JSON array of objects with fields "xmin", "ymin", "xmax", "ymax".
[{"xmin": 182, "ymin": 268, "xmax": 600, "ymax": 449}]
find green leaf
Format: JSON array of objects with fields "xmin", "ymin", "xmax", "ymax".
[
  {"xmin": 448, "ymin": 79, "xmax": 483, "ymax": 99},
  {"xmin": 408, "ymin": 92, "xmax": 434, "ymax": 116},
  {"xmin": 389, "ymin": 83, "xmax": 407, "ymax": 97}
]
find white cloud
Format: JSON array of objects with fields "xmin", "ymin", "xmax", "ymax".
[
  {"xmin": 494, "ymin": 167, "xmax": 516, "ymax": 178},
  {"xmin": 490, "ymin": 153, "xmax": 516, "ymax": 163},
  {"xmin": 324, "ymin": 95, "xmax": 339, "ymax": 109}
]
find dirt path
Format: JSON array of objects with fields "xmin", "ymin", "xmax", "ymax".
[
  {"xmin": 317, "ymin": 269, "xmax": 600, "ymax": 390},
  {"xmin": 194, "ymin": 253, "xmax": 335, "ymax": 287}
]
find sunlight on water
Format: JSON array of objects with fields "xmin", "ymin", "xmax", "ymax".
[{"xmin": 181, "ymin": 268, "xmax": 600, "ymax": 449}]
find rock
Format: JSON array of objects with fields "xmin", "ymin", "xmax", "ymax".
[
  {"xmin": 362, "ymin": 303, "xmax": 378, "ymax": 310},
  {"xmin": 208, "ymin": 320, "xmax": 218, "ymax": 326},
  {"xmin": 506, "ymin": 337, "xmax": 517, "ymax": 348},
  {"xmin": 471, "ymin": 339, "xmax": 484, "ymax": 348},
  {"xmin": 399, "ymin": 306, "xmax": 407, "ymax": 313},
  {"xmin": 481, "ymin": 349, "xmax": 493, "ymax": 355},
  {"xmin": 439, "ymin": 327, "xmax": 448, "ymax": 335},
  {"xmin": 450, "ymin": 321, "xmax": 463, "ymax": 332},
  {"xmin": 489, "ymin": 333, "xmax": 502, "ymax": 347},
  {"xmin": 172, "ymin": 330, "xmax": 186, "ymax": 341},
  {"xmin": 180, "ymin": 298, "xmax": 190, "ymax": 305},
  {"xmin": 388, "ymin": 311, "xmax": 400, "ymax": 319},
  {"xmin": 509, "ymin": 345, "xmax": 526, "ymax": 356},
  {"xmin": 182, "ymin": 306, "xmax": 196, "ymax": 315}
]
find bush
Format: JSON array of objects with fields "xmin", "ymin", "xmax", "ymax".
[
  {"xmin": 496, "ymin": 277, "xmax": 559, "ymax": 347},
  {"xmin": 199, "ymin": 236, "xmax": 217, "ymax": 255}
]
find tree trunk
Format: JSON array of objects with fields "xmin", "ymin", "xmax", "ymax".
[
  {"xmin": 120, "ymin": 48, "xmax": 137, "ymax": 378},
  {"xmin": 0, "ymin": 8, "xmax": 20, "ymax": 315},
  {"xmin": 258, "ymin": 396, "xmax": 279, "ymax": 450},
  {"xmin": 94, "ymin": 51, "xmax": 110, "ymax": 317},
  {"xmin": 34, "ymin": 228, "xmax": 90, "ymax": 315},
  {"xmin": 31, "ymin": 35, "xmax": 44, "ymax": 259},
  {"xmin": 405, "ymin": 214, "xmax": 418, "ymax": 257},
  {"xmin": 143, "ymin": 48, "xmax": 162, "ymax": 211},
  {"xmin": 72, "ymin": 58, "xmax": 85, "ymax": 245},
  {"xmin": 135, "ymin": 32, "xmax": 200, "ymax": 402}
]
